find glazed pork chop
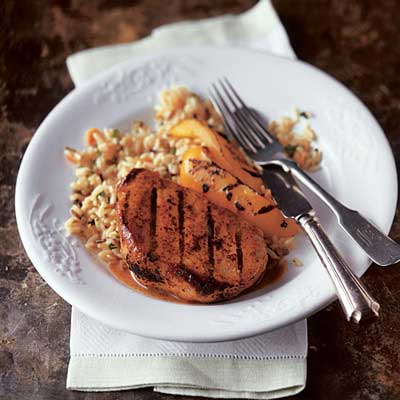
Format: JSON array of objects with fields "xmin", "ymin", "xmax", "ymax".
[{"xmin": 116, "ymin": 169, "xmax": 268, "ymax": 303}]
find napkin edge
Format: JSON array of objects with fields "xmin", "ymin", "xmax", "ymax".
[{"xmin": 67, "ymin": 354, "xmax": 306, "ymax": 398}]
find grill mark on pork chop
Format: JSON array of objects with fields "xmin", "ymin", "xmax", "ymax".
[
  {"xmin": 235, "ymin": 230, "xmax": 243, "ymax": 274},
  {"xmin": 206, "ymin": 206, "xmax": 215, "ymax": 273},
  {"xmin": 175, "ymin": 265, "xmax": 231, "ymax": 296},
  {"xmin": 128, "ymin": 262, "xmax": 163, "ymax": 283},
  {"xmin": 121, "ymin": 168, "xmax": 143, "ymax": 186},
  {"xmin": 177, "ymin": 190, "xmax": 185, "ymax": 264},
  {"xmin": 148, "ymin": 187, "xmax": 158, "ymax": 260}
]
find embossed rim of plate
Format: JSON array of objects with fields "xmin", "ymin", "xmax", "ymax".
[{"xmin": 15, "ymin": 46, "xmax": 398, "ymax": 342}]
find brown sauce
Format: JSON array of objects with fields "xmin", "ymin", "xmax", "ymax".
[
  {"xmin": 109, "ymin": 262, "xmax": 185, "ymax": 303},
  {"xmin": 109, "ymin": 258, "xmax": 287, "ymax": 304},
  {"xmin": 248, "ymin": 259, "xmax": 287, "ymax": 293}
]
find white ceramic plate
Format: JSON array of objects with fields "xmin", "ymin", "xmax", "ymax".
[{"xmin": 16, "ymin": 46, "xmax": 397, "ymax": 342}]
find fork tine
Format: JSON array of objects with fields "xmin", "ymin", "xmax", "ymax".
[
  {"xmin": 222, "ymin": 77, "xmax": 277, "ymax": 145},
  {"xmin": 209, "ymin": 89, "xmax": 254, "ymax": 152},
  {"xmin": 208, "ymin": 89, "xmax": 236, "ymax": 141},
  {"xmin": 217, "ymin": 79, "xmax": 265, "ymax": 149},
  {"xmin": 222, "ymin": 77, "xmax": 247, "ymax": 107},
  {"xmin": 247, "ymin": 108, "xmax": 278, "ymax": 142},
  {"xmin": 209, "ymin": 85, "xmax": 258, "ymax": 153},
  {"xmin": 214, "ymin": 84, "xmax": 261, "ymax": 153}
]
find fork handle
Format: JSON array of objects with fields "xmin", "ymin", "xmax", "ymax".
[
  {"xmin": 297, "ymin": 213, "xmax": 380, "ymax": 323},
  {"xmin": 270, "ymin": 158, "xmax": 400, "ymax": 266}
]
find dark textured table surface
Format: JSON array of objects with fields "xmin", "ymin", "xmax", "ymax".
[{"xmin": 1, "ymin": 1, "xmax": 400, "ymax": 399}]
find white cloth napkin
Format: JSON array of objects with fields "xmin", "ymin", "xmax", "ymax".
[{"xmin": 66, "ymin": 1, "xmax": 308, "ymax": 398}]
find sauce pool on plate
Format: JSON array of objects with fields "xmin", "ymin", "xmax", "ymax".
[{"xmin": 109, "ymin": 259, "xmax": 287, "ymax": 304}]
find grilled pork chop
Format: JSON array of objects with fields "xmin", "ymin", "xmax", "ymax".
[{"xmin": 116, "ymin": 169, "xmax": 268, "ymax": 303}]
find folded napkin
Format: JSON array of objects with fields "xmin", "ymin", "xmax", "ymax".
[
  {"xmin": 66, "ymin": 1, "xmax": 307, "ymax": 398},
  {"xmin": 68, "ymin": 311, "xmax": 307, "ymax": 398}
]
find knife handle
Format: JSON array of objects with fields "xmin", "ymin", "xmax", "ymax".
[
  {"xmin": 271, "ymin": 158, "xmax": 400, "ymax": 267},
  {"xmin": 297, "ymin": 213, "xmax": 380, "ymax": 323}
]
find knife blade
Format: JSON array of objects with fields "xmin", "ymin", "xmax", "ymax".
[{"xmin": 262, "ymin": 166, "xmax": 313, "ymax": 221}]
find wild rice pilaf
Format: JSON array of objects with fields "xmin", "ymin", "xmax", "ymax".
[{"xmin": 64, "ymin": 87, "xmax": 321, "ymax": 277}]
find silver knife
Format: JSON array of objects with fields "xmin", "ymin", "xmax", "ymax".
[{"xmin": 263, "ymin": 165, "xmax": 380, "ymax": 323}]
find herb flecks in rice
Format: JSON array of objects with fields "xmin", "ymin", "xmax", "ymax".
[{"xmin": 269, "ymin": 110, "xmax": 322, "ymax": 171}]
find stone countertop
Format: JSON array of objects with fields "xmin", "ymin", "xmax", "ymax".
[{"xmin": 1, "ymin": 1, "xmax": 399, "ymax": 399}]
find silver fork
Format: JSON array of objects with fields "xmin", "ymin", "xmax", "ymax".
[{"xmin": 209, "ymin": 77, "xmax": 400, "ymax": 267}]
